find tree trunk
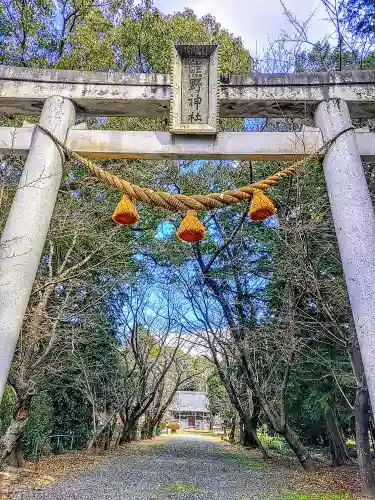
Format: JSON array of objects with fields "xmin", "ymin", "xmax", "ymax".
[
  {"xmin": 355, "ymin": 378, "xmax": 375, "ymax": 498},
  {"xmin": 146, "ymin": 420, "xmax": 156, "ymax": 439},
  {"xmin": 240, "ymin": 414, "xmax": 261, "ymax": 449},
  {"xmin": 251, "ymin": 394, "xmax": 261, "ymax": 433},
  {"xmin": 368, "ymin": 416, "xmax": 375, "ymax": 454},
  {"xmin": 241, "ymin": 356, "xmax": 316, "ymax": 471},
  {"xmin": 88, "ymin": 421, "xmax": 109, "ymax": 450},
  {"xmin": 120, "ymin": 425, "xmax": 132, "ymax": 444},
  {"xmin": 280, "ymin": 425, "xmax": 316, "ymax": 472},
  {"xmin": 10, "ymin": 437, "xmax": 25, "ymax": 468},
  {"xmin": 242, "ymin": 424, "xmax": 254, "ymax": 447},
  {"xmin": 131, "ymin": 427, "xmax": 137, "ymax": 441},
  {"xmin": 348, "ymin": 328, "xmax": 375, "ymax": 497},
  {"xmin": 141, "ymin": 422, "xmax": 154, "ymax": 440},
  {"xmin": 242, "ymin": 419, "xmax": 257, "ymax": 447},
  {"xmin": 324, "ymin": 407, "xmax": 350, "ymax": 466},
  {"xmin": 87, "ymin": 433, "xmax": 98, "ymax": 450},
  {"xmin": 197, "ymin": 262, "xmax": 265, "ymax": 455},
  {"xmin": 243, "ymin": 394, "xmax": 261, "ymax": 448},
  {"xmin": 267, "ymin": 410, "xmax": 316, "ymax": 471},
  {"xmin": 141, "ymin": 412, "xmax": 156, "ymax": 440},
  {"xmin": 103, "ymin": 419, "xmax": 115, "ymax": 451},
  {"xmin": 0, "ymin": 417, "xmax": 28, "ymax": 468},
  {"xmin": 228, "ymin": 415, "xmax": 236, "ymax": 443},
  {"xmin": 119, "ymin": 419, "xmax": 137, "ymax": 445},
  {"xmin": 213, "ymin": 363, "xmax": 268, "ymax": 456},
  {"xmin": 0, "ymin": 399, "xmax": 30, "ymax": 468}
]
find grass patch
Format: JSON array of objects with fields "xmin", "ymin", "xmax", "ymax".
[
  {"xmin": 215, "ymin": 449, "xmax": 232, "ymax": 455},
  {"xmin": 215, "ymin": 450, "xmax": 264, "ymax": 468},
  {"xmin": 185, "ymin": 430, "xmax": 223, "ymax": 438},
  {"xmin": 237, "ymin": 457, "xmax": 264, "ymax": 468},
  {"xmin": 163, "ymin": 482, "xmax": 204, "ymax": 493},
  {"xmin": 257, "ymin": 431, "xmax": 293, "ymax": 456},
  {"xmin": 274, "ymin": 493, "xmax": 351, "ymax": 500}
]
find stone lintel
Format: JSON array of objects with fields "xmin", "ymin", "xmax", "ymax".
[{"xmin": 1, "ymin": 66, "xmax": 375, "ymax": 118}]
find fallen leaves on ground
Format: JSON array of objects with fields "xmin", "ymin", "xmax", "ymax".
[
  {"xmin": 298, "ymin": 465, "xmax": 361, "ymax": 497},
  {"xmin": 0, "ymin": 438, "xmax": 365, "ymax": 499},
  {"xmin": 0, "ymin": 439, "xmax": 165, "ymax": 499},
  {"xmin": 218, "ymin": 441, "xmax": 362, "ymax": 498},
  {"xmin": 0, "ymin": 449, "xmax": 110, "ymax": 499}
]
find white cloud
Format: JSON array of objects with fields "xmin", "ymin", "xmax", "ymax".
[{"xmin": 154, "ymin": 0, "xmax": 332, "ymax": 56}]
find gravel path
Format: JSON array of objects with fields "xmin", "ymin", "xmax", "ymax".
[{"xmin": 17, "ymin": 434, "xmax": 297, "ymax": 500}]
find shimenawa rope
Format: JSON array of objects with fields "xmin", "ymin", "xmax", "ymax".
[{"xmin": 34, "ymin": 123, "xmax": 354, "ymax": 241}]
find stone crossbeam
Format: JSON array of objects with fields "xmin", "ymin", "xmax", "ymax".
[
  {"xmin": 1, "ymin": 66, "xmax": 375, "ymax": 118},
  {"xmin": 1, "ymin": 126, "xmax": 374, "ymax": 161}
]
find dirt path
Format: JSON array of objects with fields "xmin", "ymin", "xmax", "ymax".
[{"xmin": 13, "ymin": 434, "xmax": 344, "ymax": 499}]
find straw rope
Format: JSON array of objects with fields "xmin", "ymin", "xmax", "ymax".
[{"xmin": 35, "ymin": 124, "xmax": 354, "ymax": 212}]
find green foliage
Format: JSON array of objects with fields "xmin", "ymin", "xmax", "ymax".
[
  {"xmin": 207, "ymin": 374, "xmax": 225, "ymax": 413},
  {"xmin": 47, "ymin": 379, "xmax": 92, "ymax": 450},
  {"xmin": 163, "ymin": 482, "xmax": 204, "ymax": 493},
  {"xmin": 23, "ymin": 392, "xmax": 54, "ymax": 459},
  {"xmin": 258, "ymin": 428, "xmax": 291, "ymax": 455},
  {"xmin": 57, "ymin": 6, "xmax": 250, "ymax": 74},
  {"xmin": 295, "ymin": 41, "xmax": 361, "ymax": 72},
  {"xmin": 0, "ymin": 1, "xmax": 250, "ymax": 75},
  {"xmin": 207, "ymin": 373, "xmax": 235, "ymax": 425},
  {"xmin": 0, "ymin": 385, "xmax": 17, "ymax": 435},
  {"xmin": 238, "ymin": 458, "xmax": 263, "ymax": 468},
  {"xmin": 216, "ymin": 449, "xmax": 264, "ymax": 468},
  {"xmin": 224, "ymin": 452, "xmax": 264, "ymax": 468},
  {"xmin": 285, "ymin": 347, "xmax": 353, "ymax": 445},
  {"xmin": 46, "ymin": 320, "xmax": 120, "ymax": 449},
  {"xmin": 362, "ymin": 52, "xmax": 375, "ymax": 69},
  {"xmin": 274, "ymin": 494, "xmax": 350, "ymax": 500}
]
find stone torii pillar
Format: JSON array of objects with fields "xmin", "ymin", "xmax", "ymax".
[
  {"xmin": 0, "ymin": 96, "xmax": 76, "ymax": 402},
  {"xmin": 315, "ymin": 98, "xmax": 375, "ymax": 413}
]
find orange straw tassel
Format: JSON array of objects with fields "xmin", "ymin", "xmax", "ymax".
[
  {"xmin": 249, "ymin": 189, "xmax": 277, "ymax": 221},
  {"xmin": 112, "ymin": 194, "xmax": 139, "ymax": 225},
  {"xmin": 177, "ymin": 210, "xmax": 205, "ymax": 242}
]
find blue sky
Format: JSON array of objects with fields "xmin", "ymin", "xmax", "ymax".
[{"xmin": 153, "ymin": 0, "xmax": 332, "ymax": 55}]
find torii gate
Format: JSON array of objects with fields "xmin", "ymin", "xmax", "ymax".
[{"xmin": 1, "ymin": 44, "xmax": 375, "ymax": 410}]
